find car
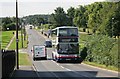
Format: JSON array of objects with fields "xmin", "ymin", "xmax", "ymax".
[
  {"xmin": 44, "ymin": 40, "xmax": 52, "ymax": 47},
  {"xmin": 31, "ymin": 45, "xmax": 47, "ymax": 61}
]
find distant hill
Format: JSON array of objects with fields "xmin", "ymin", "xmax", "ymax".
[{"xmin": 22, "ymin": 14, "xmax": 50, "ymax": 25}]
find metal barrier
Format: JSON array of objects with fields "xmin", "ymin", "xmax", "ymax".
[{"xmin": 2, "ymin": 50, "xmax": 16, "ymax": 78}]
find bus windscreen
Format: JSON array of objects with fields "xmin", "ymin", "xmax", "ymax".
[{"xmin": 57, "ymin": 44, "xmax": 79, "ymax": 54}]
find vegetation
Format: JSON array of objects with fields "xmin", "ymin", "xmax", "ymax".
[
  {"xmin": 19, "ymin": 53, "xmax": 32, "ymax": 66},
  {"xmin": 22, "ymin": 15, "xmax": 49, "ymax": 26},
  {"xmin": 83, "ymin": 61, "xmax": 118, "ymax": 71},
  {"xmin": 49, "ymin": 2, "xmax": 120, "ymax": 38},
  {"xmin": 79, "ymin": 33, "xmax": 118, "ymax": 70},
  {"xmin": 2, "ymin": 17, "xmax": 19, "ymax": 31},
  {"xmin": 8, "ymin": 34, "xmax": 28, "ymax": 50},
  {"xmin": 49, "ymin": 7, "xmax": 72, "ymax": 27},
  {"xmin": 84, "ymin": 34, "xmax": 117, "ymax": 67},
  {"xmin": 1, "ymin": 31, "xmax": 15, "ymax": 49},
  {"xmin": 73, "ymin": 2, "xmax": 120, "ymax": 37}
]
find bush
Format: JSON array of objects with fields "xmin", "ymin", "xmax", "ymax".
[
  {"xmin": 6, "ymin": 23, "xmax": 16, "ymax": 30},
  {"xmin": 85, "ymin": 34, "xmax": 117, "ymax": 67}
]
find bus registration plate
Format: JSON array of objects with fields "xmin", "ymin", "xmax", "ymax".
[{"xmin": 66, "ymin": 59, "xmax": 71, "ymax": 60}]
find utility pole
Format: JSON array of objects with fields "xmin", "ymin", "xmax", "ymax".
[
  {"xmin": 24, "ymin": 25, "xmax": 26, "ymax": 41},
  {"xmin": 21, "ymin": 25, "xmax": 23, "ymax": 48},
  {"xmin": 16, "ymin": 0, "xmax": 19, "ymax": 69},
  {"xmin": 23, "ymin": 19, "xmax": 26, "ymax": 41}
]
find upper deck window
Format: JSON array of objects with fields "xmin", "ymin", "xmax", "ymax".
[{"xmin": 59, "ymin": 28, "xmax": 78, "ymax": 36}]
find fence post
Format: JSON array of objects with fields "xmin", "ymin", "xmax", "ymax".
[{"xmin": 0, "ymin": 50, "xmax": 2, "ymax": 79}]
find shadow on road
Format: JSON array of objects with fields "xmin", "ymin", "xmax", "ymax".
[{"xmin": 10, "ymin": 69, "xmax": 119, "ymax": 79}]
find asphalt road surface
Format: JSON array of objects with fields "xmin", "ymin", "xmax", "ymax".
[{"xmin": 26, "ymin": 26, "xmax": 119, "ymax": 79}]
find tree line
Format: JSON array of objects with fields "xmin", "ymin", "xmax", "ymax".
[
  {"xmin": 22, "ymin": 15, "xmax": 49, "ymax": 26},
  {"xmin": 1, "ymin": 15, "xmax": 49, "ymax": 31},
  {"xmin": 1, "ymin": 17, "xmax": 16, "ymax": 31},
  {"xmin": 49, "ymin": 2, "xmax": 120, "ymax": 38}
]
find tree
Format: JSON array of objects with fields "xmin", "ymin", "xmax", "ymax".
[
  {"xmin": 67, "ymin": 7, "xmax": 75, "ymax": 25},
  {"xmin": 2, "ymin": 17, "xmax": 12, "ymax": 30},
  {"xmin": 73, "ymin": 5, "xmax": 87, "ymax": 31},
  {"xmin": 50, "ymin": 7, "xmax": 68, "ymax": 27},
  {"xmin": 6, "ymin": 23, "xmax": 16, "ymax": 30}
]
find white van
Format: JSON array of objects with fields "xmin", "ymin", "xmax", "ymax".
[{"xmin": 31, "ymin": 45, "xmax": 47, "ymax": 61}]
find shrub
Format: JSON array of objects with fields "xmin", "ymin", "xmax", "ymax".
[{"xmin": 85, "ymin": 34, "xmax": 117, "ymax": 67}]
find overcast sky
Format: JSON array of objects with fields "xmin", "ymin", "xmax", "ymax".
[{"xmin": 0, "ymin": 0, "xmax": 119, "ymax": 17}]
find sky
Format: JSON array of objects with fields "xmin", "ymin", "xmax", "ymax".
[{"xmin": 0, "ymin": 0, "xmax": 119, "ymax": 17}]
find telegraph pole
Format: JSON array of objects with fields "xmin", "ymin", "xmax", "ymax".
[
  {"xmin": 21, "ymin": 25, "xmax": 23, "ymax": 48},
  {"xmin": 16, "ymin": 0, "xmax": 19, "ymax": 69}
]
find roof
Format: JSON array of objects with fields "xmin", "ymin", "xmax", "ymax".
[{"xmin": 52, "ymin": 26, "xmax": 78, "ymax": 31}]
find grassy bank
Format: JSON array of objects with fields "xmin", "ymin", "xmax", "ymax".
[
  {"xmin": 83, "ymin": 61, "xmax": 118, "ymax": 71},
  {"xmin": 1, "ymin": 31, "xmax": 15, "ymax": 49},
  {"xmin": 19, "ymin": 53, "xmax": 32, "ymax": 66},
  {"xmin": 79, "ymin": 33, "xmax": 118, "ymax": 71}
]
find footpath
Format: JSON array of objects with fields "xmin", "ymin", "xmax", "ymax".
[{"xmin": 11, "ymin": 66, "xmax": 37, "ymax": 78}]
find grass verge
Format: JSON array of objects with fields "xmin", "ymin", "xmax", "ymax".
[
  {"xmin": 1, "ymin": 31, "xmax": 15, "ymax": 49},
  {"xmin": 8, "ymin": 34, "xmax": 28, "ymax": 50},
  {"xmin": 83, "ymin": 61, "xmax": 118, "ymax": 72},
  {"xmin": 19, "ymin": 53, "xmax": 32, "ymax": 66}
]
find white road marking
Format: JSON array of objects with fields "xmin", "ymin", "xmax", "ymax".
[
  {"xmin": 64, "ymin": 68, "xmax": 72, "ymax": 71},
  {"xmin": 51, "ymin": 60, "xmax": 73, "ymax": 71},
  {"xmin": 60, "ymin": 66, "xmax": 64, "ymax": 69},
  {"xmin": 32, "ymin": 64, "xmax": 40, "ymax": 77}
]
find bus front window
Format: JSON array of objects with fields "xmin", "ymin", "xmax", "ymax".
[{"xmin": 58, "ymin": 44, "xmax": 79, "ymax": 54}]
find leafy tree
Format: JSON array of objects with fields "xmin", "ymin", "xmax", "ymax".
[
  {"xmin": 67, "ymin": 7, "xmax": 75, "ymax": 25},
  {"xmin": 2, "ymin": 17, "xmax": 12, "ymax": 30},
  {"xmin": 73, "ymin": 5, "xmax": 87, "ymax": 31},
  {"xmin": 50, "ymin": 7, "xmax": 69, "ymax": 27},
  {"xmin": 6, "ymin": 23, "xmax": 16, "ymax": 30}
]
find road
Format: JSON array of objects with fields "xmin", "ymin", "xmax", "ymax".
[{"xmin": 26, "ymin": 27, "xmax": 119, "ymax": 79}]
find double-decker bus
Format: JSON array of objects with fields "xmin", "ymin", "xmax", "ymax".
[{"xmin": 51, "ymin": 26, "xmax": 80, "ymax": 62}]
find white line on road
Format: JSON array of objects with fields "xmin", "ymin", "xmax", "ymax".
[
  {"xmin": 51, "ymin": 60, "xmax": 73, "ymax": 71},
  {"xmin": 60, "ymin": 66, "xmax": 65, "ymax": 69},
  {"xmin": 64, "ymin": 68, "xmax": 72, "ymax": 71},
  {"xmin": 50, "ymin": 60, "xmax": 93, "ymax": 77},
  {"xmin": 32, "ymin": 64, "xmax": 40, "ymax": 77}
]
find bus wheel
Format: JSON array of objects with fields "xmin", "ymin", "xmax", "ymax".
[{"xmin": 44, "ymin": 57, "xmax": 47, "ymax": 60}]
